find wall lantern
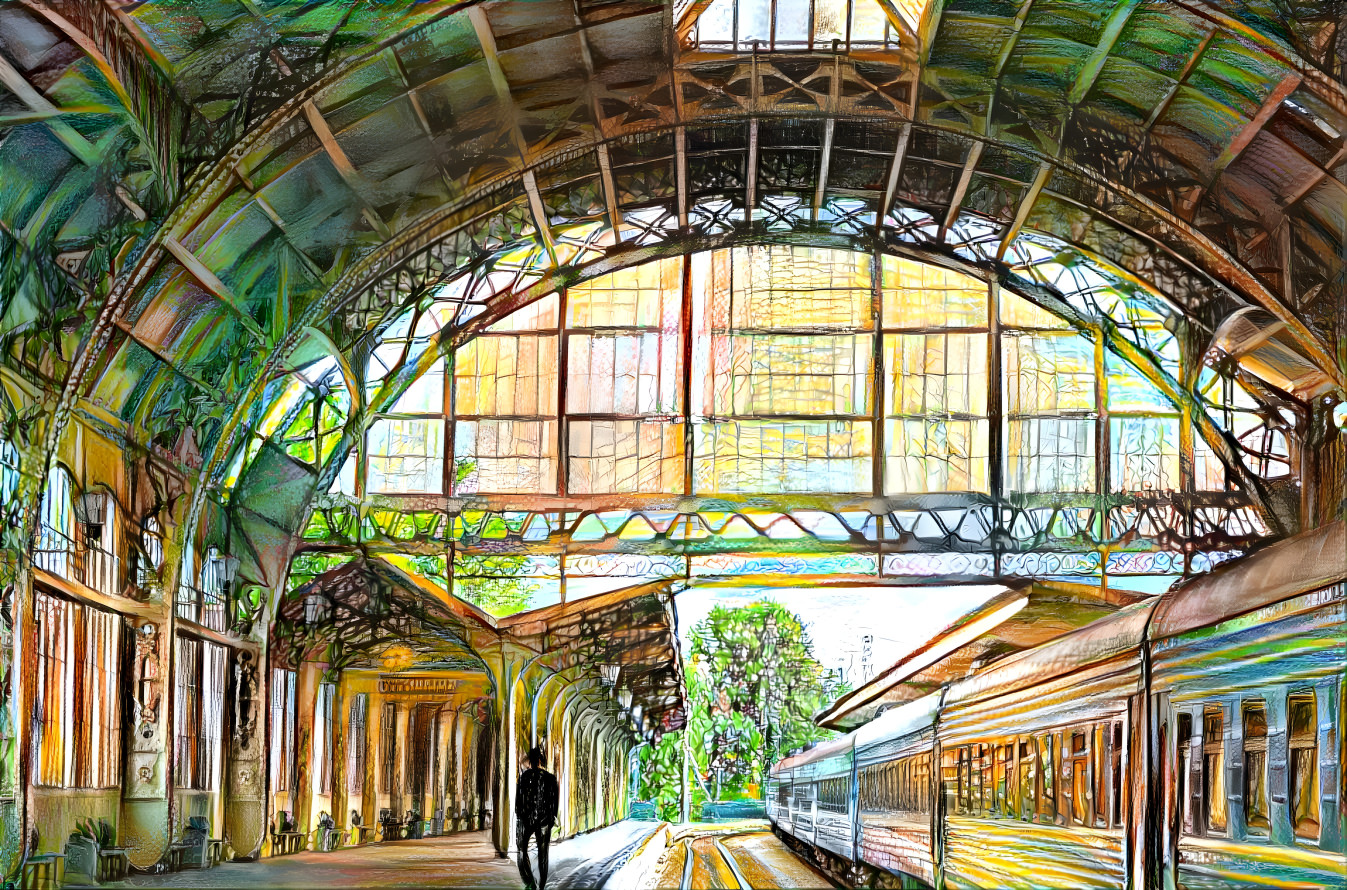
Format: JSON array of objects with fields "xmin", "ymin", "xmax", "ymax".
[
  {"xmin": 598, "ymin": 663, "xmax": 620, "ymax": 687},
  {"xmin": 74, "ymin": 489, "xmax": 108, "ymax": 542}
]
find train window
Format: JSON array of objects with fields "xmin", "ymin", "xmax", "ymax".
[
  {"xmin": 1068, "ymin": 731, "xmax": 1089, "ymax": 826},
  {"xmin": 1111, "ymin": 721, "xmax": 1124, "ymax": 828},
  {"xmin": 1091, "ymin": 725, "xmax": 1108, "ymax": 828},
  {"xmin": 1177, "ymin": 713, "xmax": 1194, "ymax": 835},
  {"xmin": 1242, "ymin": 703, "xmax": 1269, "ymax": 835},
  {"xmin": 1288, "ymin": 694, "xmax": 1319, "ymax": 841},
  {"xmin": 1036, "ymin": 734, "xmax": 1057, "ymax": 823},
  {"xmin": 1018, "ymin": 739, "xmax": 1034, "ymax": 821},
  {"xmin": 818, "ymin": 776, "xmax": 848, "ymax": 813},
  {"xmin": 1202, "ymin": 707, "xmax": 1227, "ymax": 834},
  {"xmin": 986, "ymin": 748, "xmax": 996, "ymax": 813},
  {"xmin": 995, "ymin": 744, "xmax": 1012, "ymax": 817}
]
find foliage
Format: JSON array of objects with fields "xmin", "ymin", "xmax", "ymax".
[
  {"xmin": 638, "ymin": 600, "xmax": 847, "ymax": 821},
  {"xmin": 72, "ymin": 818, "xmax": 115, "ymax": 847}
]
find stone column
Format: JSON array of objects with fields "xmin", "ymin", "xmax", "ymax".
[{"xmin": 224, "ymin": 647, "xmax": 266, "ymax": 859}]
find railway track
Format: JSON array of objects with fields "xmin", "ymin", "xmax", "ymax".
[{"xmin": 667, "ymin": 830, "xmax": 838, "ymax": 889}]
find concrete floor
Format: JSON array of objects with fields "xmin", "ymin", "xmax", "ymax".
[{"xmin": 123, "ymin": 822, "xmax": 661, "ymax": 889}]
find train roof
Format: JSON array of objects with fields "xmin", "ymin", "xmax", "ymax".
[
  {"xmin": 943, "ymin": 599, "xmax": 1155, "ymax": 708},
  {"xmin": 1150, "ymin": 520, "xmax": 1346, "ymax": 640},
  {"xmin": 852, "ymin": 690, "xmax": 941, "ymax": 752},
  {"xmin": 772, "ymin": 732, "xmax": 854, "ymax": 774}
]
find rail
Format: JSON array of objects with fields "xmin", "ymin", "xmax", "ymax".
[
  {"xmin": 176, "ymin": 583, "xmax": 229, "ymax": 633},
  {"xmin": 33, "ymin": 524, "xmax": 121, "ymax": 598}
]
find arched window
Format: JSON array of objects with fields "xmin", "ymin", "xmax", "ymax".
[{"xmin": 36, "ymin": 464, "xmax": 74, "ymax": 579}]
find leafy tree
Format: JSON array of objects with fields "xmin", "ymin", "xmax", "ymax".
[{"xmin": 638, "ymin": 600, "xmax": 846, "ymax": 820}]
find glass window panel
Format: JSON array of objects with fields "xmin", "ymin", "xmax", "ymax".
[
  {"xmin": 712, "ymin": 334, "xmax": 872, "ymax": 416},
  {"xmin": 367, "ymin": 418, "xmax": 444, "ymax": 494},
  {"xmin": 454, "ymin": 420, "xmax": 557, "ymax": 494},
  {"xmin": 1192, "ymin": 435, "xmax": 1227, "ymax": 491},
  {"xmin": 1004, "ymin": 333, "xmax": 1096, "ymax": 414},
  {"xmin": 694, "ymin": 420, "xmax": 871, "ymax": 493},
  {"xmin": 568, "ymin": 420, "xmax": 685, "ymax": 494},
  {"xmin": 885, "ymin": 333, "xmax": 988, "ymax": 417},
  {"xmin": 1006, "ymin": 418, "xmax": 1096, "ymax": 492},
  {"xmin": 567, "ymin": 332, "xmax": 682, "ymax": 416},
  {"xmin": 696, "ymin": 0, "xmax": 735, "ymax": 44},
  {"xmin": 886, "ymin": 418, "xmax": 989, "ymax": 494},
  {"xmin": 486, "ymin": 293, "xmax": 559, "ymax": 331},
  {"xmin": 568, "ymin": 260, "xmax": 680, "ymax": 329},
  {"xmin": 1106, "ymin": 353, "xmax": 1172, "ymax": 413},
  {"xmin": 390, "ymin": 359, "xmax": 444, "ymax": 414},
  {"xmin": 775, "ymin": 0, "xmax": 810, "ymax": 44},
  {"xmin": 999, "ymin": 291, "xmax": 1071, "ymax": 330},
  {"xmin": 813, "ymin": 0, "xmax": 848, "ymax": 44},
  {"xmin": 1110, "ymin": 416, "xmax": 1180, "ymax": 492},
  {"xmin": 739, "ymin": 0, "xmax": 771, "ymax": 45},
  {"xmin": 454, "ymin": 334, "xmax": 558, "ymax": 417},
  {"xmin": 851, "ymin": 0, "xmax": 889, "ymax": 43},
  {"xmin": 724, "ymin": 246, "xmax": 871, "ymax": 330},
  {"xmin": 882, "ymin": 257, "xmax": 987, "ymax": 329}
]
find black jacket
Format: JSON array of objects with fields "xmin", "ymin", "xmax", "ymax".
[{"xmin": 516, "ymin": 767, "xmax": 560, "ymax": 830}]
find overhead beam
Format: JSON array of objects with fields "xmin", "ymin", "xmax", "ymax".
[
  {"xmin": 1184, "ymin": 72, "xmax": 1302, "ymax": 214},
  {"xmin": 881, "ymin": 122, "xmax": 912, "ymax": 221},
  {"xmin": 0, "ymin": 52, "xmax": 100, "ymax": 166},
  {"xmin": 997, "ymin": 161, "xmax": 1052, "ymax": 259},
  {"xmin": 468, "ymin": 5, "xmax": 559, "ymax": 264},
  {"xmin": 162, "ymin": 237, "xmax": 269, "ymax": 342},
  {"xmin": 299, "ymin": 99, "xmax": 394, "ymax": 242},
  {"xmin": 571, "ymin": 8, "xmax": 625, "ymax": 237},
  {"xmin": 1128, "ymin": 27, "xmax": 1216, "ymax": 177},
  {"xmin": 941, "ymin": 141, "xmax": 984, "ymax": 238}
]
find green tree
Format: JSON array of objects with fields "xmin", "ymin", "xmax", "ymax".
[{"xmin": 638, "ymin": 600, "xmax": 846, "ymax": 820}]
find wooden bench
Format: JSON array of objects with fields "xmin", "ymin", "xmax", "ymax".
[
  {"xmin": 167, "ymin": 842, "xmax": 193, "ymax": 872},
  {"xmin": 271, "ymin": 831, "xmax": 306, "ymax": 855},
  {"xmin": 20, "ymin": 852, "xmax": 63, "ymax": 890},
  {"xmin": 97, "ymin": 847, "xmax": 129, "ymax": 882}
]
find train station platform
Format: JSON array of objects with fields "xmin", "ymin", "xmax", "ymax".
[{"xmin": 124, "ymin": 822, "xmax": 662, "ymax": 890}]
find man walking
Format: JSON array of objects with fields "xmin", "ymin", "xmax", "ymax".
[{"xmin": 516, "ymin": 746, "xmax": 559, "ymax": 890}]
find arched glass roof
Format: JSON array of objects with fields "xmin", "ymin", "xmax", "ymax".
[{"xmin": 1, "ymin": 0, "xmax": 1343, "ymax": 615}]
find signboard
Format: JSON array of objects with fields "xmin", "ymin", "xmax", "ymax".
[{"xmin": 377, "ymin": 675, "xmax": 459, "ymax": 696}]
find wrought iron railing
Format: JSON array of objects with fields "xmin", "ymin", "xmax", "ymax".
[
  {"xmin": 33, "ymin": 524, "xmax": 121, "ymax": 598},
  {"xmin": 176, "ymin": 583, "xmax": 229, "ymax": 633}
]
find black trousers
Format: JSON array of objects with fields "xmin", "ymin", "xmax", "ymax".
[{"xmin": 516, "ymin": 822, "xmax": 551, "ymax": 889}]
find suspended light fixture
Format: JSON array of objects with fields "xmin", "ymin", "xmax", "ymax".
[{"xmin": 74, "ymin": 489, "xmax": 108, "ymax": 542}]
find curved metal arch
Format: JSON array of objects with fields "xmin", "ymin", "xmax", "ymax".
[
  {"xmin": 95, "ymin": 94, "xmax": 1336, "ymax": 609},
  {"xmin": 296, "ymin": 221, "xmax": 1282, "ymax": 524}
]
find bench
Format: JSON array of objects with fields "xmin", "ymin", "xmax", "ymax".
[
  {"xmin": 20, "ymin": 852, "xmax": 63, "ymax": 890},
  {"xmin": 167, "ymin": 842, "xmax": 193, "ymax": 872},
  {"xmin": 97, "ymin": 847, "xmax": 129, "ymax": 882},
  {"xmin": 271, "ymin": 831, "xmax": 306, "ymax": 855}
]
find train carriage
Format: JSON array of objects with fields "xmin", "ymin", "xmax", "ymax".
[
  {"xmin": 853, "ymin": 692, "xmax": 942, "ymax": 886},
  {"xmin": 782, "ymin": 734, "xmax": 856, "ymax": 858},
  {"xmin": 1148, "ymin": 521, "xmax": 1347, "ymax": 890},
  {"xmin": 936, "ymin": 602, "xmax": 1151, "ymax": 889},
  {"xmin": 767, "ymin": 522, "xmax": 1346, "ymax": 889}
]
